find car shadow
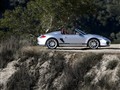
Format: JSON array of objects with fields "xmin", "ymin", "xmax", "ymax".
[
  {"xmin": 56, "ymin": 47, "xmax": 120, "ymax": 51},
  {"xmin": 56, "ymin": 47, "xmax": 91, "ymax": 50},
  {"xmin": 99, "ymin": 48, "xmax": 120, "ymax": 50}
]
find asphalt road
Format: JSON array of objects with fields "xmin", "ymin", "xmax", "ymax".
[{"xmin": 53, "ymin": 44, "xmax": 120, "ymax": 53}]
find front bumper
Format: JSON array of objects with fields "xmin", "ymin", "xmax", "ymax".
[{"xmin": 100, "ymin": 39, "xmax": 111, "ymax": 47}]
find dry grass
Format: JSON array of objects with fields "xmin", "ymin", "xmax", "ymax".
[
  {"xmin": 0, "ymin": 35, "xmax": 33, "ymax": 68},
  {"xmin": 61, "ymin": 53, "xmax": 103, "ymax": 90},
  {"xmin": 83, "ymin": 54, "xmax": 120, "ymax": 90},
  {"xmin": 20, "ymin": 46, "xmax": 46, "ymax": 57}
]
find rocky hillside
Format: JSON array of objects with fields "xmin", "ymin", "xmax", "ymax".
[{"xmin": 0, "ymin": 47, "xmax": 120, "ymax": 90}]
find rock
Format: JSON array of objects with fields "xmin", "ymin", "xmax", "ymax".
[
  {"xmin": 0, "ymin": 61, "xmax": 19, "ymax": 90},
  {"xmin": 0, "ymin": 50, "xmax": 120, "ymax": 90}
]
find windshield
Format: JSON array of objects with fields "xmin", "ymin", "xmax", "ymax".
[{"xmin": 75, "ymin": 28, "xmax": 86, "ymax": 35}]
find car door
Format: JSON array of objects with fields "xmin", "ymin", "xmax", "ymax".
[{"xmin": 62, "ymin": 34, "xmax": 85, "ymax": 44}]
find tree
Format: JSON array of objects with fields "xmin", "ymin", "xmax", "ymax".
[
  {"xmin": 10, "ymin": 0, "xmax": 29, "ymax": 6},
  {"xmin": 0, "ymin": 0, "xmax": 97, "ymax": 36},
  {"xmin": 110, "ymin": 32, "xmax": 120, "ymax": 43}
]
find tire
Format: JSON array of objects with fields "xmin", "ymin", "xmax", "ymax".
[
  {"xmin": 46, "ymin": 39, "xmax": 58, "ymax": 49},
  {"xmin": 88, "ymin": 39, "xmax": 99, "ymax": 49}
]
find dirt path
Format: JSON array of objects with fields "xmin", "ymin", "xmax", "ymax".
[{"xmin": 55, "ymin": 44, "xmax": 120, "ymax": 53}]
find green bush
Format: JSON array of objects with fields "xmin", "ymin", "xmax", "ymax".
[{"xmin": 110, "ymin": 32, "xmax": 120, "ymax": 44}]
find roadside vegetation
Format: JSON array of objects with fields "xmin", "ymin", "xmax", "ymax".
[{"xmin": 0, "ymin": 35, "xmax": 35, "ymax": 68}]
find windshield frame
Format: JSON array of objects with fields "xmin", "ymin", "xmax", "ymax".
[{"xmin": 75, "ymin": 28, "xmax": 86, "ymax": 35}]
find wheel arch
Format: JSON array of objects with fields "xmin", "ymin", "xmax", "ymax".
[
  {"xmin": 46, "ymin": 37, "xmax": 59, "ymax": 46},
  {"xmin": 87, "ymin": 38, "xmax": 100, "ymax": 46}
]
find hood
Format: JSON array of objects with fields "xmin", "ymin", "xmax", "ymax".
[{"xmin": 85, "ymin": 34, "xmax": 103, "ymax": 37}]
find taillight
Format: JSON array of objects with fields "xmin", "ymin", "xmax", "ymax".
[{"xmin": 40, "ymin": 35, "xmax": 46, "ymax": 38}]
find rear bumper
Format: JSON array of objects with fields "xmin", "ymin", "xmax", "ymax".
[{"xmin": 37, "ymin": 37, "xmax": 46, "ymax": 45}]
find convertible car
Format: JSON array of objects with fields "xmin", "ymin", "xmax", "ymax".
[{"xmin": 37, "ymin": 28, "xmax": 111, "ymax": 49}]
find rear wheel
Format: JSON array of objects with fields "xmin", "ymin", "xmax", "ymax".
[
  {"xmin": 46, "ymin": 39, "xmax": 58, "ymax": 49},
  {"xmin": 88, "ymin": 39, "xmax": 99, "ymax": 49}
]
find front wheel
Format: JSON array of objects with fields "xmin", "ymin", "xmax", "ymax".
[
  {"xmin": 46, "ymin": 39, "xmax": 58, "ymax": 49},
  {"xmin": 88, "ymin": 39, "xmax": 99, "ymax": 49}
]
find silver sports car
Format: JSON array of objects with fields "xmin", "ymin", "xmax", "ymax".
[{"xmin": 37, "ymin": 28, "xmax": 111, "ymax": 49}]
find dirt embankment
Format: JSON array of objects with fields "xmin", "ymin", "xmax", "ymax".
[{"xmin": 0, "ymin": 47, "xmax": 120, "ymax": 90}]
